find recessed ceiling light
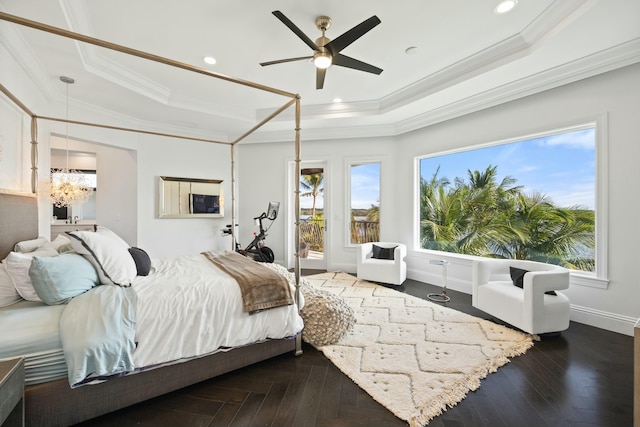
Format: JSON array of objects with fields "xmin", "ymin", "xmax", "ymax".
[
  {"xmin": 203, "ymin": 56, "xmax": 217, "ymax": 65},
  {"xmin": 494, "ymin": 0, "xmax": 518, "ymax": 14},
  {"xmin": 332, "ymin": 98, "xmax": 343, "ymax": 103}
]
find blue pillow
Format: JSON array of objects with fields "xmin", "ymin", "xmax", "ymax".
[{"xmin": 29, "ymin": 253, "xmax": 99, "ymax": 305}]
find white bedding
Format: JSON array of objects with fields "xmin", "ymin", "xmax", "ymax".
[
  {"xmin": 131, "ymin": 254, "xmax": 304, "ymax": 369},
  {"xmin": 0, "ymin": 253, "xmax": 304, "ymax": 386}
]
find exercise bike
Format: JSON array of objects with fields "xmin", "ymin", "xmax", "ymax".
[{"xmin": 222, "ymin": 201, "xmax": 279, "ymax": 263}]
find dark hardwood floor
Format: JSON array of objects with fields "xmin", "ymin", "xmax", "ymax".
[{"xmin": 76, "ymin": 275, "xmax": 633, "ymax": 427}]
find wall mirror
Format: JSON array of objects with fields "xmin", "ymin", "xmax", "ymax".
[{"xmin": 158, "ymin": 176, "xmax": 224, "ymax": 218}]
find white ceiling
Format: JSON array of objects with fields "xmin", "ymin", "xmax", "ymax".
[{"xmin": 1, "ymin": 0, "xmax": 639, "ymax": 143}]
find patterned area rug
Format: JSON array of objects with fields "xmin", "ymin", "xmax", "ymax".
[{"xmin": 305, "ymin": 271, "xmax": 534, "ymax": 427}]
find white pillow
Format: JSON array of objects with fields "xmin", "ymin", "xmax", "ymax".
[
  {"xmin": 95, "ymin": 226, "xmax": 130, "ymax": 249},
  {"xmin": 4, "ymin": 244, "xmax": 59, "ymax": 301},
  {"xmin": 51, "ymin": 234, "xmax": 73, "ymax": 252},
  {"xmin": 0, "ymin": 262, "xmax": 22, "ymax": 307},
  {"xmin": 67, "ymin": 227, "xmax": 136, "ymax": 287},
  {"xmin": 14, "ymin": 236, "xmax": 48, "ymax": 253}
]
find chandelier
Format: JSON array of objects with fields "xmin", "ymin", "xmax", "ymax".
[{"xmin": 49, "ymin": 76, "xmax": 92, "ymax": 208}]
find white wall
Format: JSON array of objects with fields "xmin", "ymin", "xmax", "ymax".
[{"xmin": 238, "ymin": 63, "xmax": 640, "ymax": 336}]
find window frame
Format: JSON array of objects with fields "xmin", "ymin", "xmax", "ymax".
[
  {"xmin": 345, "ymin": 157, "xmax": 383, "ymax": 247},
  {"xmin": 413, "ymin": 118, "xmax": 608, "ymax": 289}
]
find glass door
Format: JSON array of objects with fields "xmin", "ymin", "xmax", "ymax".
[{"xmin": 298, "ymin": 163, "xmax": 326, "ymax": 270}]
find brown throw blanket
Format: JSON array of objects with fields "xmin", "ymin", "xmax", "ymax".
[{"xmin": 202, "ymin": 251, "xmax": 293, "ymax": 314}]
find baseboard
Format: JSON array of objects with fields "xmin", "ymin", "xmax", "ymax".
[{"xmin": 569, "ymin": 304, "xmax": 637, "ymax": 336}]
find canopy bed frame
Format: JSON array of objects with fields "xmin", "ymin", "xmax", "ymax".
[{"xmin": 0, "ymin": 11, "xmax": 304, "ymax": 427}]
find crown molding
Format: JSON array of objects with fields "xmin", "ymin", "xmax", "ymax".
[
  {"xmin": 247, "ymin": 37, "xmax": 640, "ymax": 143},
  {"xmin": 240, "ymin": 121, "xmax": 397, "ymax": 144},
  {"xmin": 59, "ymin": 0, "xmax": 172, "ymax": 104},
  {"xmin": 394, "ymin": 37, "xmax": 640, "ymax": 135}
]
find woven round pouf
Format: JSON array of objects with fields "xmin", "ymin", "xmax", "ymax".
[{"xmin": 299, "ymin": 285, "xmax": 356, "ymax": 347}]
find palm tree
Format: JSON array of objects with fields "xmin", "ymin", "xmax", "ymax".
[
  {"xmin": 300, "ymin": 173, "xmax": 324, "ymax": 218},
  {"xmin": 419, "ymin": 170, "xmax": 466, "ymax": 251},
  {"xmin": 454, "ymin": 166, "xmax": 521, "ymax": 255},
  {"xmin": 494, "ymin": 192, "xmax": 595, "ymax": 269},
  {"xmin": 419, "ymin": 165, "xmax": 595, "ymax": 271}
]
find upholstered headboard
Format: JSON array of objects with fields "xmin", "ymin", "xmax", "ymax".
[{"xmin": 0, "ymin": 191, "xmax": 39, "ymax": 259}]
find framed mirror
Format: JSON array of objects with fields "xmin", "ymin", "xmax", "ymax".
[{"xmin": 158, "ymin": 176, "xmax": 224, "ymax": 218}]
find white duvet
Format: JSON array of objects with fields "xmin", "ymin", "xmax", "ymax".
[{"xmin": 130, "ymin": 254, "xmax": 304, "ymax": 369}]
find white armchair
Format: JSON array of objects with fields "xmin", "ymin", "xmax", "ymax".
[
  {"xmin": 472, "ymin": 259, "xmax": 570, "ymax": 335},
  {"xmin": 357, "ymin": 242, "xmax": 407, "ymax": 286}
]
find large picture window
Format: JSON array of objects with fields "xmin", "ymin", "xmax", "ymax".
[{"xmin": 418, "ymin": 126, "xmax": 597, "ymax": 273}]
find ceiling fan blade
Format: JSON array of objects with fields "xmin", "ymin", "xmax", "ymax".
[
  {"xmin": 272, "ymin": 10, "xmax": 319, "ymax": 52},
  {"xmin": 324, "ymin": 16, "xmax": 381, "ymax": 55},
  {"xmin": 260, "ymin": 56, "xmax": 313, "ymax": 67},
  {"xmin": 316, "ymin": 67, "xmax": 327, "ymax": 90},
  {"xmin": 333, "ymin": 54, "xmax": 383, "ymax": 75}
]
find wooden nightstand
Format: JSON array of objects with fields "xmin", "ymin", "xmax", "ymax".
[{"xmin": 0, "ymin": 358, "xmax": 24, "ymax": 427}]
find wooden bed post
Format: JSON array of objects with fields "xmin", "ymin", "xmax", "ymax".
[
  {"xmin": 294, "ymin": 95, "xmax": 303, "ymax": 356},
  {"xmin": 30, "ymin": 116, "xmax": 38, "ymax": 194},
  {"xmin": 230, "ymin": 144, "xmax": 236, "ymax": 251}
]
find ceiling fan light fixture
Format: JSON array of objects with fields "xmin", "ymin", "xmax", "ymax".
[{"xmin": 313, "ymin": 52, "xmax": 332, "ymax": 69}]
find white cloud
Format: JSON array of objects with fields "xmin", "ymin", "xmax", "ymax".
[{"xmin": 536, "ymin": 129, "xmax": 595, "ymax": 150}]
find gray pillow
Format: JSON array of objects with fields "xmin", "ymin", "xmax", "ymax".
[
  {"xmin": 509, "ymin": 267, "xmax": 556, "ymax": 296},
  {"xmin": 128, "ymin": 247, "xmax": 151, "ymax": 276}
]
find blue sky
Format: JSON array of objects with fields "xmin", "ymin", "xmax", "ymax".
[
  {"xmin": 350, "ymin": 163, "xmax": 380, "ymax": 209},
  {"xmin": 420, "ymin": 128, "xmax": 596, "ymax": 210}
]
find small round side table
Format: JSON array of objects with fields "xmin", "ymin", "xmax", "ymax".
[{"xmin": 427, "ymin": 259, "xmax": 450, "ymax": 303}]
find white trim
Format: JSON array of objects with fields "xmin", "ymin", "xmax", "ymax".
[
  {"xmin": 569, "ymin": 304, "xmax": 637, "ymax": 336},
  {"xmin": 571, "ymin": 273, "xmax": 608, "ymax": 289},
  {"xmin": 412, "ymin": 121, "xmax": 607, "ymax": 288},
  {"xmin": 594, "ymin": 113, "xmax": 609, "ymax": 282},
  {"xmin": 288, "ymin": 159, "xmax": 329, "ymax": 271}
]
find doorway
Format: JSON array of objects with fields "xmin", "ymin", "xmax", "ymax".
[{"xmin": 289, "ymin": 161, "xmax": 327, "ymax": 270}]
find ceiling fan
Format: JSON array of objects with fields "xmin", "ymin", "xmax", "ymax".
[{"xmin": 260, "ymin": 10, "xmax": 383, "ymax": 90}]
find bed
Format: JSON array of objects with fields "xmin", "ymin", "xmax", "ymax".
[
  {"xmin": 0, "ymin": 191, "xmax": 304, "ymax": 427},
  {"xmin": 0, "ymin": 12, "xmax": 309, "ymax": 426}
]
